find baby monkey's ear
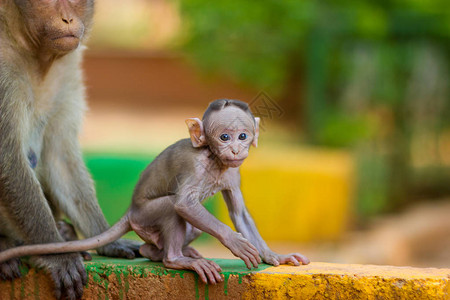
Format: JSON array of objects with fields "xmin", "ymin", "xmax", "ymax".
[
  {"xmin": 185, "ymin": 118, "xmax": 207, "ymax": 147},
  {"xmin": 252, "ymin": 117, "xmax": 261, "ymax": 148}
]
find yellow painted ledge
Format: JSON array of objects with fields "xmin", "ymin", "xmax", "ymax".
[
  {"xmin": 248, "ymin": 263, "xmax": 450, "ymax": 300},
  {"xmin": 1, "ymin": 256, "xmax": 449, "ymax": 299}
]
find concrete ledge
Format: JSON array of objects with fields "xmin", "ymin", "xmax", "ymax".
[{"xmin": 1, "ymin": 256, "xmax": 448, "ymax": 299}]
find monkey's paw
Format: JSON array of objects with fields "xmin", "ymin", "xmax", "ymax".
[
  {"xmin": 0, "ymin": 237, "xmax": 22, "ymax": 280},
  {"xmin": 31, "ymin": 253, "xmax": 87, "ymax": 300},
  {"xmin": 224, "ymin": 232, "xmax": 261, "ymax": 269},
  {"xmin": 164, "ymin": 257, "xmax": 223, "ymax": 284},
  {"xmin": 97, "ymin": 239, "xmax": 142, "ymax": 259},
  {"xmin": 0, "ymin": 258, "xmax": 22, "ymax": 280},
  {"xmin": 262, "ymin": 251, "xmax": 310, "ymax": 267}
]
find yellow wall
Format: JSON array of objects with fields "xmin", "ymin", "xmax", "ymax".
[{"xmin": 217, "ymin": 146, "xmax": 355, "ymax": 242}]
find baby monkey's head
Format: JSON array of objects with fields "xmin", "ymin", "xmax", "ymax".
[{"xmin": 186, "ymin": 99, "xmax": 260, "ymax": 168}]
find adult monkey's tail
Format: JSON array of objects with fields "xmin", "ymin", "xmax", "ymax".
[{"xmin": 0, "ymin": 214, "xmax": 131, "ymax": 263}]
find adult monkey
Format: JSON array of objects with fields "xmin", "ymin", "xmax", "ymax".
[
  {"xmin": 0, "ymin": 1, "xmax": 140, "ymax": 299},
  {"xmin": 0, "ymin": 99, "xmax": 310, "ymax": 284}
]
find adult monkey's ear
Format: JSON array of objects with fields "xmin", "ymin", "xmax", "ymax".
[
  {"xmin": 185, "ymin": 118, "xmax": 207, "ymax": 147},
  {"xmin": 252, "ymin": 117, "xmax": 261, "ymax": 148}
]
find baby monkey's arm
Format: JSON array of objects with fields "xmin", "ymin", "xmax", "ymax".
[
  {"xmin": 222, "ymin": 188, "xmax": 310, "ymax": 266},
  {"xmin": 173, "ymin": 191, "xmax": 260, "ymax": 269}
]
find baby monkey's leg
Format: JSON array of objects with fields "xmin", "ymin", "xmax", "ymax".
[
  {"xmin": 140, "ymin": 241, "xmax": 201, "ymax": 262},
  {"xmin": 162, "ymin": 215, "xmax": 223, "ymax": 284},
  {"xmin": 139, "ymin": 244, "xmax": 164, "ymax": 261},
  {"xmin": 183, "ymin": 223, "xmax": 203, "ymax": 259}
]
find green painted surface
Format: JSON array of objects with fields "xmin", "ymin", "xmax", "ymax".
[
  {"xmin": 6, "ymin": 257, "xmax": 448, "ymax": 300},
  {"xmin": 83, "ymin": 255, "xmax": 271, "ymax": 299},
  {"xmin": 84, "ymin": 153, "xmax": 155, "ymax": 224},
  {"xmin": 85, "ymin": 255, "xmax": 270, "ymax": 276}
]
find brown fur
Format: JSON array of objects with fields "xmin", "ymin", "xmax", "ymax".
[
  {"xmin": 0, "ymin": 99, "xmax": 310, "ymax": 285},
  {"xmin": 0, "ymin": 1, "xmax": 140, "ymax": 299}
]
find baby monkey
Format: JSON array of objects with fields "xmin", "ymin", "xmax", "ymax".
[{"xmin": 0, "ymin": 99, "xmax": 309, "ymax": 283}]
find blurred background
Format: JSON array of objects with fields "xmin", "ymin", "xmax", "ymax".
[{"xmin": 80, "ymin": 0, "xmax": 450, "ymax": 268}]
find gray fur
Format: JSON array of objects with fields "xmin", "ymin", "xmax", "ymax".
[{"xmin": 0, "ymin": 1, "xmax": 140, "ymax": 299}]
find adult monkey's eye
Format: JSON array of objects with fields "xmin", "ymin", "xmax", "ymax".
[
  {"xmin": 238, "ymin": 133, "xmax": 247, "ymax": 140},
  {"xmin": 220, "ymin": 134, "xmax": 230, "ymax": 141}
]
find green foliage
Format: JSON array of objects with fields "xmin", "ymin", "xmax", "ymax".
[
  {"xmin": 355, "ymin": 147, "xmax": 391, "ymax": 217},
  {"xmin": 180, "ymin": 0, "xmax": 449, "ymax": 95},
  {"xmin": 316, "ymin": 112, "xmax": 373, "ymax": 148},
  {"xmin": 179, "ymin": 0, "xmax": 450, "ymax": 217},
  {"xmin": 180, "ymin": 0, "xmax": 314, "ymax": 93}
]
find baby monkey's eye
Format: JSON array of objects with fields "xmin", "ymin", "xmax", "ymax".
[
  {"xmin": 238, "ymin": 133, "xmax": 247, "ymax": 140},
  {"xmin": 220, "ymin": 133, "xmax": 230, "ymax": 141}
]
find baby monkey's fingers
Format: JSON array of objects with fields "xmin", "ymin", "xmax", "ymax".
[
  {"xmin": 226, "ymin": 232, "xmax": 260, "ymax": 269},
  {"xmin": 240, "ymin": 250, "xmax": 260, "ymax": 269},
  {"xmin": 286, "ymin": 256, "xmax": 300, "ymax": 266},
  {"xmin": 244, "ymin": 242, "xmax": 260, "ymax": 268},
  {"xmin": 201, "ymin": 264, "xmax": 216, "ymax": 284},
  {"xmin": 206, "ymin": 263, "xmax": 223, "ymax": 283},
  {"xmin": 266, "ymin": 252, "xmax": 310, "ymax": 267},
  {"xmin": 193, "ymin": 259, "xmax": 223, "ymax": 284},
  {"xmin": 279, "ymin": 253, "xmax": 310, "ymax": 265},
  {"xmin": 241, "ymin": 254, "xmax": 253, "ymax": 270},
  {"xmin": 207, "ymin": 259, "xmax": 223, "ymax": 273},
  {"xmin": 292, "ymin": 253, "xmax": 310, "ymax": 265},
  {"xmin": 192, "ymin": 264, "xmax": 208, "ymax": 283},
  {"xmin": 246, "ymin": 250, "xmax": 260, "ymax": 268}
]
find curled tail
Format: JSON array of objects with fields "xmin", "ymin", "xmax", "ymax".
[{"xmin": 0, "ymin": 214, "xmax": 131, "ymax": 263}]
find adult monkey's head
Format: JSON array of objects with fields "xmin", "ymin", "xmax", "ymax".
[
  {"xmin": 13, "ymin": 0, "xmax": 94, "ymax": 54},
  {"xmin": 186, "ymin": 99, "xmax": 261, "ymax": 168}
]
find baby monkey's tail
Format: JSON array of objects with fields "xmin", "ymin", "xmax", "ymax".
[{"xmin": 0, "ymin": 214, "xmax": 131, "ymax": 263}]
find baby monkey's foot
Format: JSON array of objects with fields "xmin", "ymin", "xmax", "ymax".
[
  {"xmin": 164, "ymin": 256, "xmax": 223, "ymax": 284},
  {"xmin": 182, "ymin": 246, "xmax": 203, "ymax": 259},
  {"xmin": 263, "ymin": 251, "xmax": 310, "ymax": 266}
]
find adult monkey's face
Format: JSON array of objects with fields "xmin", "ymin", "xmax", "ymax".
[{"xmin": 14, "ymin": 0, "xmax": 95, "ymax": 54}]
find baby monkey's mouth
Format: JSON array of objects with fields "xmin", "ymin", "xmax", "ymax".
[
  {"xmin": 52, "ymin": 34, "xmax": 78, "ymax": 40},
  {"xmin": 223, "ymin": 158, "xmax": 245, "ymax": 167}
]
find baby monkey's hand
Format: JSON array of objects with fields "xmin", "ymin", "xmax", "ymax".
[{"xmin": 223, "ymin": 231, "xmax": 261, "ymax": 269}]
